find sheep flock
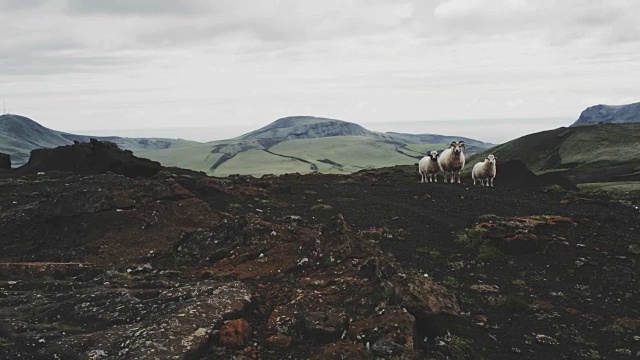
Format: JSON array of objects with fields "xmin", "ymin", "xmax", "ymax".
[{"xmin": 418, "ymin": 141, "xmax": 497, "ymax": 186}]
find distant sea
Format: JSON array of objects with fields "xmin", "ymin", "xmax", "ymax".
[{"xmin": 79, "ymin": 117, "xmax": 573, "ymax": 145}]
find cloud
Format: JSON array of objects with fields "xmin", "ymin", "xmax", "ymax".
[
  {"xmin": 427, "ymin": 0, "xmax": 640, "ymax": 45},
  {"xmin": 0, "ymin": 0, "xmax": 45, "ymax": 11},
  {"xmin": 434, "ymin": 0, "xmax": 529, "ymax": 20},
  {"xmin": 1, "ymin": 0, "xmax": 639, "ymax": 136},
  {"xmin": 128, "ymin": 1, "xmax": 415, "ymax": 46},
  {"xmin": 64, "ymin": 0, "xmax": 213, "ymax": 16}
]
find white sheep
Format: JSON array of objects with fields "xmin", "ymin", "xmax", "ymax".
[
  {"xmin": 472, "ymin": 154, "xmax": 497, "ymax": 186},
  {"xmin": 438, "ymin": 141, "xmax": 466, "ymax": 184},
  {"xmin": 418, "ymin": 151, "xmax": 442, "ymax": 183}
]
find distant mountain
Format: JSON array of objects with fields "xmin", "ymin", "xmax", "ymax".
[
  {"xmin": 467, "ymin": 123, "xmax": 640, "ymax": 184},
  {"xmin": 571, "ymin": 102, "xmax": 640, "ymax": 126},
  {"xmin": 135, "ymin": 116, "xmax": 493, "ymax": 176},
  {"xmin": 0, "ymin": 114, "xmax": 198, "ymax": 167},
  {"xmin": 238, "ymin": 116, "xmax": 374, "ymax": 140},
  {"xmin": 0, "ymin": 114, "xmax": 493, "ymax": 176},
  {"xmin": 237, "ymin": 116, "xmax": 487, "ymax": 146}
]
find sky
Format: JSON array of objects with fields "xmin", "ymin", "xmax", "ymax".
[{"xmin": 1, "ymin": 0, "xmax": 639, "ymax": 143}]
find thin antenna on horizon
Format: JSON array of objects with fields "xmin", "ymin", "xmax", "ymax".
[{"xmin": 2, "ymin": 100, "xmax": 5, "ymax": 115}]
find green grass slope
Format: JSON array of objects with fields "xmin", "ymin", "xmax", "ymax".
[
  {"xmin": 138, "ymin": 132, "xmax": 492, "ymax": 177},
  {"xmin": 131, "ymin": 116, "xmax": 493, "ymax": 176},
  {"xmin": 466, "ymin": 123, "xmax": 640, "ymax": 185},
  {"xmin": 137, "ymin": 136, "xmax": 434, "ymax": 176}
]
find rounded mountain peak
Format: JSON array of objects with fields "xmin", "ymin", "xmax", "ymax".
[{"xmin": 238, "ymin": 116, "xmax": 373, "ymax": 140}]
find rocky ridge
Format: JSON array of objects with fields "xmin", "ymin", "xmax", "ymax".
[{"xmin": 572, "ymin": 102, "xmax": 640, "ymax": 126}]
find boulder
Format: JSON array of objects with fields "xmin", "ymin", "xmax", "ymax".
[
  {"xmin": 16, "ymin": 139, "xmax": 162, "ymax": 178},
  {"xmin": 0, "ymin": 153, "xmax": 9, "ymax": 169},
  {"xmin": 219, "ymin": 318, "xmax": 252, "ymax": 348},
  {"xmin": 265, "ymin": 334, "xmax": 292, "ymax": 350}
]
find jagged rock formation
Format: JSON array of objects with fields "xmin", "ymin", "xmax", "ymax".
[
  {"xmin": 572, "ymin": 102, "xmax": 640, "ymax": 126},
  {"xmin": 0, "ymin": 153, "xmax": 9, "ymax": 170},
  {"xmin": 15, "ymin": 139, "xmax": 162, "ymax": 178},
  {"xmin": 497, "ymin": 160, "xmax": 576, "ymax": 190}
]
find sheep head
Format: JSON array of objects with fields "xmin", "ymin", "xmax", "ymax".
[
  {"xmin": 450, "ymin": 141, "xmax": 465, "ymax": 155},
  {"xmin": 429, "ymin": 150, "xmax": 439, "ymax": 161},
  {"xmin": 485, "ymin": 154, "xmax": 496, "ymax": 164}
]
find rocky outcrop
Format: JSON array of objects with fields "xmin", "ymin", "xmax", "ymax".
[
  {"xmin": 16, "ymin": 139, "xmax": 162, "ymax": 178},
  {"xmin": 498, "ymin": 160, "xmax": 577, "ymax": 189},
  {"xmin": 0, "ymin": 152, "xmax": 9, "ymax": 169},
  {"xmin": 465, "ymin": 214, "xmax": 575, "ymax": 254},
  {"xmin": 0, "ymin": 273, "xmax": 253, "ymax": 359},
  {"xmin": 572, "ymin": 102, "xmax": 640, "ymax": 126}
]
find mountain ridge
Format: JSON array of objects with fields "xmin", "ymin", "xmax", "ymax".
[
  {"xmin": 0, "ymin": 114, "xmax": 198, "ymax": 167},
  {"xmin": 1, "ymin": 114, "xmax": 493, "ymax": 175},
  {"xmin": 571, "ymin": 102, "xmax": 640, "ymax": 126}
]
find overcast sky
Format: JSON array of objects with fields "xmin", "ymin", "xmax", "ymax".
[{"xmin": 1, "ymin": 0, "xmax": 639, "ymax": 143}]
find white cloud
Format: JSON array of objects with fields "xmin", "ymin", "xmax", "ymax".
[
  {"xmin": 434, "ymin": 0, "xmax": 530, "ymax": 20},
  {"xmin": 0, "ymin": 0, "xmax": 639, "ymax": 142}
]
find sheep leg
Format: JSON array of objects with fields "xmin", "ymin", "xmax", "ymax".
[
  {"xmin": 490, "ymin": 178, "xmax": 494, "ymax": 187},
  {"xmin": 442, "ymin": 171, "xmax": 447, "ymax": 183},
  {"xmin": 456, "ymin": 171, "xmax": 461, "ymax": 184}
]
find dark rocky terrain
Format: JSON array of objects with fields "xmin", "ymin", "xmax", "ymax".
[
  {"xmin": 0, "ymin": 153, "xmax": 9, "ymax": 170},
  {"xmin": 0, "ymin": 141, "xmax": 638, "ymax": 359},
  {"xmin": 572, "ymin": 102, "xmax": 640, "ymax": 126}
]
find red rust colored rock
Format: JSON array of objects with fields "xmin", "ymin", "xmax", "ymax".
[
  {"xmin": 265, "ymin": 334, "xmax": 292, "ymax": 350},
  {"xmin": 220, "ymin": 319, "xmax": 252, "ymax": 348}
]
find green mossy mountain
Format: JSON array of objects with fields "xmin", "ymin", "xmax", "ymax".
[
  {"xmin": 1, "ymin": 114, "xmax": 493, "ymax": 176},
  {"xmin": 467, "ymin": 123, "xmax": 640, "ymax": 185}
]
